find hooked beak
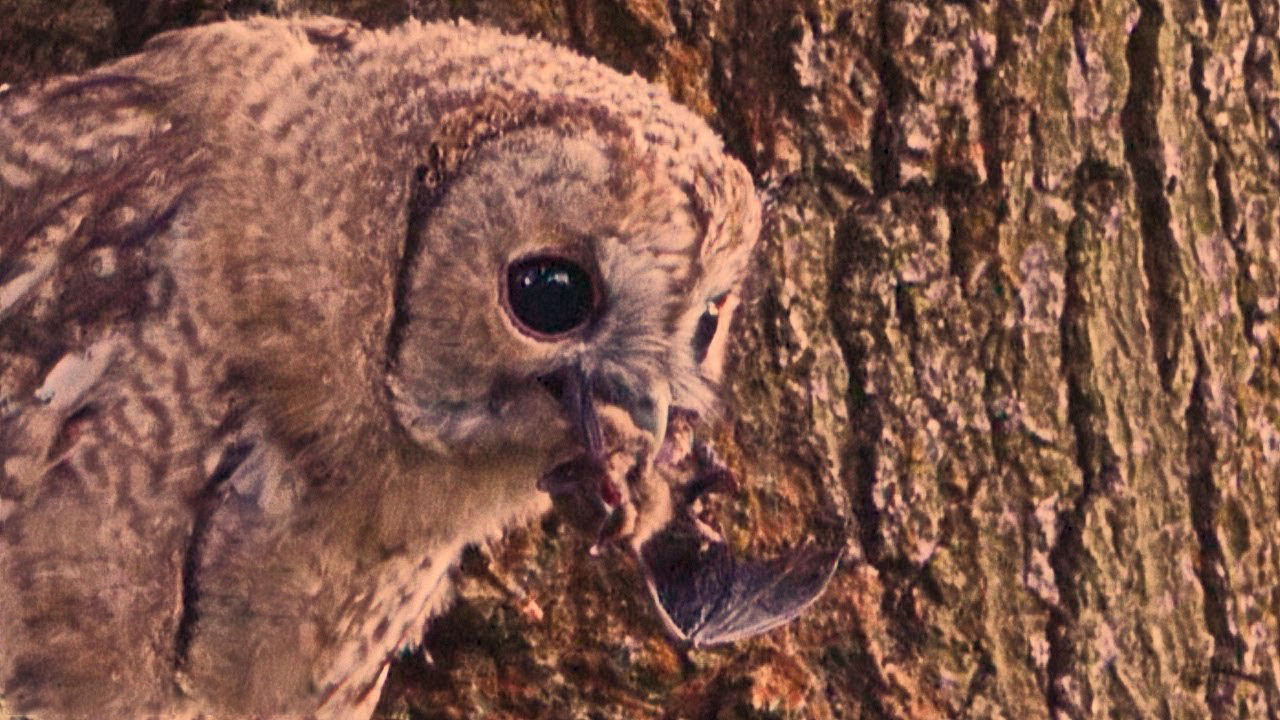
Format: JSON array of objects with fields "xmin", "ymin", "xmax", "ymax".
[
  {"xmin": 541, "ymin": 365, "xmax": 670, "ymax": 463},
  {"xmin": 566, "ymin": 366, "xmax": 604, "ymax": 457}
]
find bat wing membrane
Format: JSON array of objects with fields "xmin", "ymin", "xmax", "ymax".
[{"xmin": 639, "ymin": 521, "xmax": 839, "ymax": 647}]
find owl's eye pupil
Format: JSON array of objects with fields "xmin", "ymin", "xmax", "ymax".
[
  {"xmin": 506, "ymin": 256, "xmax": 595, "ymax": 336},
  {"xmin": 692, "ymin": 295, "xmax": 729, "ymax": 362},
  {"xmin": 692, "ymin": 306, "xmax": 718, "ymax": 362}
]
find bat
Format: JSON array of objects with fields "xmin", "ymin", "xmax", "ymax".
[{"xmin": 542, "ymin": 413, "xmax": 840, "ymax": 648}]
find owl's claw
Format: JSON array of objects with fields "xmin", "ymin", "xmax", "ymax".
[{"xmin": 589, "ymin": 504, "xmax": 634, "ymax": 554}]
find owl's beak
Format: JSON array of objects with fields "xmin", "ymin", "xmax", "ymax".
[
  {"xmin": 567, "ymin": 367, "xmax": 605, "ymax": 456},
  {"xmin": 540, "ymin": 366, "xmax": 669, "ymax": 459},
  {"xmin": 538, "ymin": 368, "xmax": 843, "ymax": 649},
  {"xmin": 633, "ymin": 420, "xmax": 841, "ymax": 648}
]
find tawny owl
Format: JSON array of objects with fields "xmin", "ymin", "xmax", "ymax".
[{"xmin": 0, "ymin": 16, "xmax": 836, "ymax": 718}]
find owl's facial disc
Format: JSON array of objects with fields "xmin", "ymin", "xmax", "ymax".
[{"xmin": 390, "ymin": 124, "xmax": 731, "ymax": 502}]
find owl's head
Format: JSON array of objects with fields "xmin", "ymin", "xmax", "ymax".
[
  {"xmin": 180, "ymin": 21, "xmax": 762, "ymax": 537},
  {"xmin": 386, "ymin": 114, "xmax": 759, "ymax": 481}
]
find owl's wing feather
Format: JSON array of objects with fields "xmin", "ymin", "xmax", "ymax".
[
  {"xmin": 0, "ymin": 71, "xmax": 215, "ymax": 715},
  {"xmin": 1, "ymin": 71, "xmax": 199, "ymax": 338}
]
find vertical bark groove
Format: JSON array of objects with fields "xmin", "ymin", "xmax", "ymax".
[
  {"xmin": 1045, "ymin": 161, "xmax": 1128, "ymax": 719},
  {"xmin": 831, "ymin": 220, "xmax": 887, "ymax": 571},
  {"xmin": 870, "ymin": 0, "xmax": 905, "ymax": 195},
  {"xmin": 1120, "ymin": 0, "xmax": 1185, "ymax": 392},
  {"xmin": 1185, "ymin": 349, "xmax": 1243, "ymax": 716}
]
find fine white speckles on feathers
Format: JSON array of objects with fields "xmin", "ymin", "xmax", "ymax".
[
  {"xmin": 0, "ymin": 251, "xmax": 55, "ymax": 317},
  {"xmin": 34, "ymin": 338, "xmax": 120, "ymax": 412}
]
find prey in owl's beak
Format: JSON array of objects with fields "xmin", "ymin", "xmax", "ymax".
[{"xmin": 536, "ymin": 371, "xmax": 841, "ymax": 648}]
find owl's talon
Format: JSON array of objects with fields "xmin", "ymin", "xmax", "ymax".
[
  {"xmin": 682, "ymin": 464, "xmax": 737, "ymax": 505},
  {"xmin": 684, "ymin": 439, "xmax": 738, "ymax": 501},
  {"xmin": 459, "ymin": 545, "xmax": 546, "ymax": 623}
]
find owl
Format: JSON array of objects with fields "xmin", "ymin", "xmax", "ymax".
[{"xmin": 0, "ymin": 16, "xmax": 835, "ymax": 718}]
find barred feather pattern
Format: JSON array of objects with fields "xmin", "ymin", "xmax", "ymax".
[{"xmin": 0, "ymin": 16, "xmax": 760, "ymax": 717}]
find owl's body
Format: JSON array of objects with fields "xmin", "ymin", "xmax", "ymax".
[{"xmin": 0, "ymin": 17, "xmax": 759, "ymax": 717}]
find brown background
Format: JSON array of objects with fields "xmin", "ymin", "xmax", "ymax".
[{"xmin": 3, "ymin": 0, "xmax": 1278, "ymax": 717}]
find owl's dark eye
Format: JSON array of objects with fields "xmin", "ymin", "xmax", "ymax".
[
  {"xmin": 506, "ymin": 256, "xmax": 596, "ymax": 337},
  {"xmin": 692, "ymin": 295, "xmax": 728, "ymax": 363}
]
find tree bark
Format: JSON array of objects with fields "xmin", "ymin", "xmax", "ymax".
[{"xmin": 3, "ymin": 0, "xmax": 1278, "ymax": 717}]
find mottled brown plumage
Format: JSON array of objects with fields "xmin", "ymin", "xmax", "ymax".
[{"xmin": 0, "ymin": 16, "xmax": 760, "ymax": 718}]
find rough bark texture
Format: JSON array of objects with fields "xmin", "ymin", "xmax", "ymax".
[{"xmin": 4, "ymin": 0, "xmax": 1278, "ymax": 717}]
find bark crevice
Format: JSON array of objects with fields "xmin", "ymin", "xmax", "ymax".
[
  {"xmin": 1242, "ymin": 0, "xmax": 1280, "ymax": 161},
  {"xmin": 870, "ymin": 0, "xmax": 907, "ymax": 195},
  {"xmin": 1188, "ymin": 40, "xmax": 1261, "ymax": 356},
  {"xmin": 828, "ymin": 213, "xmax": 896, "ymax": 716},
  {"xmin": 1045, "ymin": 161, "xmax": 1128, "ymax": 720},
  {"xmin": 1120, "ymin": 0, "xmax": 1185, "ymax": 391},
  {"xmin": 1185, "ymin": 346, "xmax": 1244, "ymax": 715},
  {"xmin": 830, "ymin": 215, "xmax": 886, "ymax": 570}
]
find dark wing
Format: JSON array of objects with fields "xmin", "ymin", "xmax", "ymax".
[
  {"xmin": 638, "ymin": 519, "xmax": 840, "ymax": 648},
  {"xmin": 0, "ymin": 71, "xmax": 209, "ymax": 715}
]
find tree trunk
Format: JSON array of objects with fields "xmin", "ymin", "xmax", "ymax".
[{"xmin": 3, "ymin": 0, "xmax": 1277, "ymax": 717}]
